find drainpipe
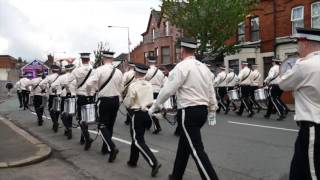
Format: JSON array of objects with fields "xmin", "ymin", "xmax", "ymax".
[{"xmin": 273, "ymin": 0, "xmax": 277, "ymax": 58}]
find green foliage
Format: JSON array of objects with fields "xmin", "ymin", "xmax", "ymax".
[
  {"xmin": 93, "ymin": 41, "xmax": 110, "ymax": 68},
  {"xmin": 161, "ymin": 0, "xmax": 258, "ymax": 60}
]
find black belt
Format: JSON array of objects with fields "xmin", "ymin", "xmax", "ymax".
[{"xmin": 297, "ymin": 121, "xmax": 318, "ymax": 127}]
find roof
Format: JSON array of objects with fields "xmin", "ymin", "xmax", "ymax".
[
  {"xmin": 21, "ymin": 59, "xmax": 49, "ymax": 70},
  {"xmin": 142, "ymin": 10, "xmax": 161, "ymax": 36},
  {"xmin": 114, "ymin": 53, "xmax": 128, "ymax": 62}
]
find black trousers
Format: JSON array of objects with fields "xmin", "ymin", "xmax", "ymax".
[
  {"xmin": 33, "ymin": 95, "xmax": 44, "ymax": 123},
  {"xmin": 61, "ymin": 96, "xmax": 73, "ymax": 129},
  {"xmin": 171, "ymin": 105, "xmax": 219, "ymax": 180},
  {"xmin": 48, "ymin": 95, "xmax": 60, "ymax": 126},
  {"xmin": 238, "ymin": 85, "xmax": 253, "ymax": 114},
  {"xmin": 151, "ymin": 93, "xmax": 161, "ymax": 131},
  {"xmin": 250, "ymin": 86, "xmax": 262, "ymax": 110},
  {"xmin": 126, "ymin": 108, "xmax": 133, "ymax": 124},
  {"xmin": 217, "ymin": 87, "xmax": 227, "ymax": 112},
  {"xmin": 77, "ymin": 95, "xmax": 95, "ymax": 142},
  {"xmin": 226, "ymin": 87, "xmax": 237, "ymax": 111},
  {"xmin": 290, "ymin": 121, "xmax": 320, "ymax": 180},
  {"xmin": 17, "ymin": 90, "xmax": 23, "ymax": 107},
  {"xmin": 129, "ymin": 110, "xmax": 157, "ymax": 167},
  {"xmin": 266, "ymin": 85, "xmax": 285, "ymax": 117},
  {"xmin": 21, "ymin": 90, "xmax": 30, "ymax": 109},
  {"xmin": 98, "ymin": 96, "xmax": 120, "ymax": 152}
]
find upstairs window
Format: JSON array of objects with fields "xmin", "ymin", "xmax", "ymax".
[
  {"xmin": 238, "ymin": 22, "xmax": 245, "ymax": 42},
  {"xmin": 312, "ymin": 2, "xmax": 320, "ymax": 29},
  {"xmin": 152, "ymin": 28, "xmax": 155, "ymax": 42},
  {"xmin": 291, "ymin": 6, "xmax": 304, "ymax": 34},
  {"xmin": 165, "ymin": 21, "xmax": 170, "ymax": 36},
  {"xmin": 251, "ymin": 17, "xmax": 260, "ymax": 41}
]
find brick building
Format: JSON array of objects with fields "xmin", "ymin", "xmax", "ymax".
[
  {"xmin": 0, "ymin": 55, "xmax": 19, "ymax": 81},
  {"xmin": 224, "ymin": 0, "xmax": 320, "ymax": 78},
  {"xmin": 130, "ymin": 10, "xmax": 183, "ymax": 65}
]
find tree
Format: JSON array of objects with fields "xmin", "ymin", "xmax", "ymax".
[
  {"xmin": 93, "ymin": 41, "xmax": 110, "ymax": 68},
  {"xmin": 161, "ymin": 0, "xmax": 258, "ymax": 61}
]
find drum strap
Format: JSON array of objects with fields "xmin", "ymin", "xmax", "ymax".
[
  {"xmin": 241, "ymin": 70, "xmax": 251, "ymax": 83},
  {"xmin": 33, "ymin": 79, "xmax": 43, "ymax": 90},
  {"xmin": 227, "ymin": 73, "xmax": 235, "ymax": 84},
  {"xmin": 77, "ymin": 69, "xmax": 92, "ymax": 89},
  {"xmin": 219, "ymin": 74, "xmax": 227, "ymax": 85},
  {"xmin": 125, "ymin": 75, "xmax": 135, "ymax": 87},
  {"xmin": 253, "ymin": 73, "xmax": 261, "ymax": 81},
  {"xmin": 269, "ymin": 74, "xmax": 279, "ymax": 83},
  {"xmin": 49, "ymin": 75, "xmax": 59, "ymax": 89},
  {"xmin": 148, "ymin": 68, "xmax": 158, "ymax": 81},
  {"xmin": 99, "ymin": 68, "xmax": 116, "ymax": 92}
]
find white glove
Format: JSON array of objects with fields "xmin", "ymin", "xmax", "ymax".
[
  {"xmin": 148, "ymin": 104, "xmax": 160, "ymax": 117},
  {"xmin": 208, "ymin": 112, "xmax": 216, "ymax": 126}
]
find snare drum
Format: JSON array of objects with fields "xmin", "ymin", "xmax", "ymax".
[
  {"xmin": 227, "ymin": 90, "xmax": 240, "ymax": 101},
  {"xmin": 64, "ymin": 98, "xmax": 76, "ymax": 115},
  {"xmin": 52, "ymin": 97, "xmax": 61, "ymax": 112},
  {"xmin": 254, "ymin": 88, "xmax": 268, "ymax": 101},
  {"xmin": 81, "ymin": 104, "xmax": 96, "ymax": 124},
  {"xmin": 163, "ymin": 96, "xmax": 177, "ymax": 112}
]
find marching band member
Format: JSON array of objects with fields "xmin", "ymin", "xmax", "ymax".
[
  {"xmin": 279, "ymin": 51, "xmax": 320, "ymax": 180},
  {"xmin": 264, "ymin": 58, "xmax": 286, "ymax": 121},
  {"xmin": 237, "ymin": 61, "xmax": 255, "ymax": 117},
  {"xmin": 250, "ymin": 64, "xmax": 262, "ymax": 112},
  {"xmin": 122, "ymin": 62, "xmax": 136, "ymax": 125},
  {"xmin": 214, "ymin": 66, "xmax": 228, "ymax": 113},
  {"xmin": 225, "ymin": 68, "xmax": 239, "ymax": 113},
  {"xmin": 26, "ymin": 72, "xmax": 45, "ymax": 126},
  {"xmin": 149, "ymin": 37, "xmax": 219, "ymax": 180},
  {"xmin": 39, "ymin": 65, "xmax": 60, "ymax": 132},
  {"xmin": 20, "ymin": 73, "xmax": 31, "ymax": 110},
  {"xmin": 145, "ymin": 56, "xmax": 165, "ymax": 134},
  {"xmin": 123, "ymin": 64, "xmax": 162, "ymax": 177},
  {"xmin": 15, "ymin": 75, "xmax": 23, "ymax": 108},
  {"xmin": 86, "ymin": 51, "xmax": 123, "ymax": 162},
  {"xmin": 68, "ymin": 53, "xmax": 95, "ymax": 150}
]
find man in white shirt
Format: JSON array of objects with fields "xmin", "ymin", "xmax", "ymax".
[
  {"xmin": 225, "ymin": 68, "xmax": 239, "ymax": 113},
  {"xmin": 279, "ymin": 37, "xmax": 320, "ymax": 179},
  {"xmin": 15, "ymin": 75, "xmax": 24, "ymax": 108},
  {"xmin": 214, "ymin": 66, "xmax": 228, "ymax": 113},
  {"xmin": 264, "ymin": 58, "xmax": 287, "ymax": 121},
  {"xmin": 123, "ymin": 64, "xmax": 161, "ymax": 177},
  {"xmin": 20, "ymin": 73, "xmax": 31, "ymax": 110},
  {"xmin": 87, "ymin": 51, "xmax": 123, "ymax": 162},
  {"xmin": 122, "ymin": 62, "xmax": 135, "ymax": 125},
  {"xmin": 237, "ymin": 62, "xmax": 255, "ymax": 117},
  {"xmin": 250, "ymin": 64, "xmax": 262, "ymax": 113},
  {"xmin": 145, "ymin": 56, "xmax": 165, "ymax": 134},
  {"xmin": 149, "ymin": 37, "xmax": 219, "ymax": 180}
]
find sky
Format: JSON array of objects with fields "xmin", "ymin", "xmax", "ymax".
[{"xmin": 0, "ymin": 0, "xmax": 161, "ymax": 61}]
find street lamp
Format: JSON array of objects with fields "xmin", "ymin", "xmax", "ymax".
[{"xmin": 107, "ymin": 25, "xmax": 131, "ymax": 62}]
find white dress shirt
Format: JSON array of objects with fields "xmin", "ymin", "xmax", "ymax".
[
  {"xmin": 145, "ymin": 65, "xmax": 165, "ymax": 93},
  {"xmin": 68, "ymin": 64, "xmax": 94, "ymax": 96},
  {"xmin": 122, "ymin": 69, "xmax": 135, "ymax": 89},
  {"xmin": 26, "ymin": 77, "xmax": 44, "ymax": 96},
  {"xmin": 39, "ymin": 73, "xmax": 59, "ymax": 95},
  {"xmin": 60, "ymin": 72, "xmax": 77, "ymax": 96},
  {"xmin": 19, "ymin": 77, "xmax": 31, "ymax": 91},
  {"xmin": 214, "ymin": 71, "xmax": 227, "ymax": 87},
  {"xmin": 15, "ymin": 81, "xmax": 22, "ymax": 91},
  {"xmin": 51, "ymin": 74, "xmax": 68, "ymax": 96},
  {"xmin": 264, "ymin": 65, "xmax": 280, "ymax": 85},
  {"xmin": 251, "ymin": 69, "xmax": 262, "ymax": 86},
  {"xmin": 155, "ymin": 56, "xmax": 218, "ymax": 112},
  {"xmin": 238, "ymin": 67, "xmax": 253, "ymax": 85},
  {"xmin": 225, "ymin": 72, "xmax": 239, "ymax": 87}
]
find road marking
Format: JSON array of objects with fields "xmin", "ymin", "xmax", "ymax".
[
  {"xmin": 228, "ymin": 121, "xmax": 298, "ymax": 132},
  {"xmin": 30, "ymin": 112, "xmax": 159, "ymax": 153}
]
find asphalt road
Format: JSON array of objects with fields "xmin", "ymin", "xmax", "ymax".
[{"xmin": 0, "ymin": 98, "xmax": 298, "ymax": 180}]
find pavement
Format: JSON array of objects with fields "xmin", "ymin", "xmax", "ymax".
[{"xmin": 0, "ymin": 96, "xmax": 298, "ymax": 180}]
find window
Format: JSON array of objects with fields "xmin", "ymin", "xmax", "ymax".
[
  {"xmin": 291, "ymin": 6, "xmax": 304, "ymax": 34},
  {"xmin": 238, "ymin": 22, "xmax": 245, "ymax": 42},
  {"xmin": 144, "ymin": 52, "xmax": 148, "ymax": 64},
  {"xmin": 155, "ymin": 48, "xmax": 158, "ymax": 57},
  {"xmin": 152, "ymin": 28, "xmax": 155, "ymax": 42},
  {"xmin": 175, "ymin": 47, "xmax": 181, "ymax": 63},
  {"xmin": 247, "ymin": 58, "xmax": 256, "ymax": 66},
  {"xmin": 312, "ymin": 2, "xmax": 320, "ymax": 29},
  {"xmin": 161, "ymin": 47, "xmax": 170, "ymax": 64},
  {"xmin": 251, "ymin": 17, "xmax": 260, "ymax": 41},
  {"xmin": 229, "ymin": 59, "xmax": 239, "ymax": 75},
  {"xmin": 149, "ymin": 51, "xmax": 155, "ymax": 57},
  {"xmin": 165, "ymin": 21, "xmax": 170, "ymax": 36}
]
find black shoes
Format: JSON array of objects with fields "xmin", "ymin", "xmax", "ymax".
[
  {"xmin": 101, "ymin": 144, "xmax": 110, "ymax": 155},
  {"xmin": 108, "ymin": 148, "xmax": 119, "ymax": 163},
  {"xmin": 151, "ymin": 163, "xmax": 162, "ymax": 177},
  {"xmin": 38, "ymin": 120, "xmax": 43, "ymax": 126},
  {"xmin": 152, "ymin": 128, "xmax": 162, "ymax": 135},
  {"xmin": 80, "ymin": 136, "xmax": 85, "ymax": 145},
  {"xmin": 247, "ymin": 112, "xmax": 255, "ymax": 118},
  {"xmin": 127, "ymin": 161, "xmax": 137, "ymax": 168},
  {"xmin": 277, "ymin": 115, "xmax": 285, "ymax": 121},
  {"xmin": 52, "ymin": 123, "xmax": 59, "ymax": 133},
  {"xmin": 264, "ymin": 114, "xmax": 270, "ymax": 119},
  {"xmin": 236, "ymin": 111, "xmax": 242, "ymax": 116},
  {"xmin": 66, "ymin": 129, "xmax": 72, "ymax": 140},
  {"xmin": 84, "ymin": 138, "xmax": 93, "ymax": 151}
]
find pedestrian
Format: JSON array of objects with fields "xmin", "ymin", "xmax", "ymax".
[
  {"xmin": 67, "ymin": 53, "xmax": 95, "ymax": 151},
  {"xmin": 145, "ymin": 55, "xmax": 165, "ymax": 134},
  {"xmin": 149, "ymin": 37, "xmax": 219, "ymax": 180},
  {"xmin": 279, "ymin": 50, "xmax": 320, "ymax": 179},
  {"xmin": 6, "ymin": 81, "xmax": 13, "ymax": 97},
  {"xmin": 123, "ymin": 63, "xmax": 162, "ymax": 177},
  {"xmin": 87, "ymin": 51, "xmax": 123, "ymax": 162},
  {"xmin": 236, "ymin": 61, "xmax": 255, "ymax": 118},
  {"xmin": 15, "ymin": 75, "xmax": 23, "ymax": 108},
  {"xmin": 264, "ymin": 58, "xmax": 287, "ymax": 121}
]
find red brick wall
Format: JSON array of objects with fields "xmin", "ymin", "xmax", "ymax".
[
  {"xmin": 298, "ymin": 38, "xmax": 320, "ymax": 57},
  {"xmin": 0, "ymin": 56, "xmax": 17, "ymax": 69}
]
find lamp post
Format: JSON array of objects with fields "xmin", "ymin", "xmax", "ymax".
[{"xmin": 107, "ymin": 25, "xmax": 131, "ymax": 62}]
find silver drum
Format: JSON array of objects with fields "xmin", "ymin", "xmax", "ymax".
[
  {"xmin": 81, "ymin": 104, "xmax": 96, "ymax": 124},
  {"xmin": 64, "ymin": 98, "xmax": 76, "ymax": 115},
  {"xmin": 52, "ymin": 97, "xmax": 61, "ymax": 112},
  {"xmin": 228, "ymin": 90, "xmax": 240, "ymax": 101},
  {"xmin": 254, "ymin": 88, "xmax": 267, "ymax": 101}
]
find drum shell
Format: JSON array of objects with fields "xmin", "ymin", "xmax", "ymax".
[
  {"xmin": 227, "ymin": 90, "xmax": 240, "ymax": 101},
  {"xmin": 52, "ymin": 97, "xmax": 61, "ymax": 112},
  {"xmin": 64, "ymin": 98, "xmax": 76, "ymax": 115},
  {"xmin": 81, "ymin": 104, "xmax": 96, "ymax": 124},
  {"xmin": 254, "ymin": 88, "xmax": 267, "ymax": 101}
]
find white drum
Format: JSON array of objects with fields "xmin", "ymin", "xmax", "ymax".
[
  {"xmin": 64, "ymin": 98, "xmax": 76, "ymax": 115},
  {"xmin": 254, "ymin": 88, "xmax": 268, "ymax": 101},
  {"xmin": 162, "ymin": 96, "xmax": 177, "ymax": 112},
  {"xmin": 52, "ymin": 97, "xmax": 61, "ymax": 112},
  {"xmin": 81, "ymin": 104, "xmax": 96, "ymax": 124},
  {"xmin": 227, "ymin": 90, "xmax": 240, "ymax": 101}
]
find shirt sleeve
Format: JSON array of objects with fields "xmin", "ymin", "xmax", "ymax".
[
  {"xmin": 86, "ymin": 69, "xmax": 98, "ymax": 93},
  {"xmin": 213, "ymin": 73, "xmax": 221, "ymax": 86},
  {"xmin": 279, "ymin": 63, "xmax": 303, "ymax": 91},
  {"xmin": 264, "ymin": 67, "xmax": 275, "ymax": 83},
  {"xmin": 208, "ymin": 71, "xmax": 218, "ymax": 111},
  {"xmin": 39, "ymin": 76, "xmax": 49, "ymax": 89}
]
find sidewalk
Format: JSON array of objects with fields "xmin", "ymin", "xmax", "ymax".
[{"xmin": 0, "ymin": 116, "xmax": 51, "ymax": 168}]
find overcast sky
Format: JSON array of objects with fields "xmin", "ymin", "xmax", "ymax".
[{"xmin": 0, "ymin": 0, "xmax": 161, "ymax": 61}]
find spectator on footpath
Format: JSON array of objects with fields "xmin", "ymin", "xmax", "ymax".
[{"xmin": 6, "ymin": 81, "xmax": 13, "ymax": 97}]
